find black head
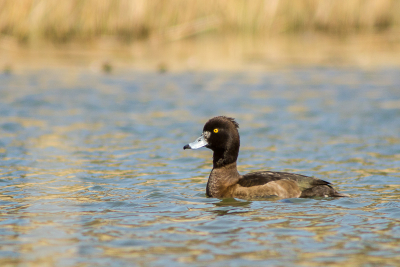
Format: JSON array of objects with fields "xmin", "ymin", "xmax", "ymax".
[
  {"xmin": 184, "ymin": 116, "xmax": 240, "ymax": 167},
  {"xmin": 202, "ymin": 116, "xmax": 240, "ymax": 151}
]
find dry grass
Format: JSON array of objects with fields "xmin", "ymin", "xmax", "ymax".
[{"xmin": 0, "ymin": 0, "xmax": 399, "ymax": 43}]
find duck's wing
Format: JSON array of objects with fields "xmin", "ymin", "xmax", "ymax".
[
  {"xmin": 239, "ymin": 171, "xmax": 347, "ymax": 197},
  {"xmin": 239, "ymin": 171, "xmax": 328, "ymax": 188}
]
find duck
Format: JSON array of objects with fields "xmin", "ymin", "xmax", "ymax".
[{"xmin": 183, "ymin": 116, "xmax": 348, "ymax": 199}]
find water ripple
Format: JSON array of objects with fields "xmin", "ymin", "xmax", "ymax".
[{"xmin": 0, "ymin": 69, "xmax": 399, "ymax": 266}]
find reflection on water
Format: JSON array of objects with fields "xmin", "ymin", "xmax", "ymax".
[{"xmin": 0, "ymin": 69, "xmax": 400, "ymax": 266}]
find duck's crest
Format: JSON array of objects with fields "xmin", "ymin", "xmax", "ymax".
[{"xmin": 219, "ymin": 116, "xmax": 239, "ymax": 129}]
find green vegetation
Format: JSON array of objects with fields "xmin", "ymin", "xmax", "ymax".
[{"xmin": 0, "ymin": 0, "xmax": 399, "ymax": 43}]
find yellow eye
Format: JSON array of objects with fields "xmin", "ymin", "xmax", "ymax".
[{"xmin": 213, "ymin": 129, "xmax": 218, "ymax": 133}]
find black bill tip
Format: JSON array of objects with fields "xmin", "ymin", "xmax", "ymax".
[{"xmin": 183, "ymin": 144, "xmax": 191, "ymax": 150}]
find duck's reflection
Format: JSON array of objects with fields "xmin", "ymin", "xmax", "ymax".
[
  {"xmin": 214, "ymin": 197, "xmax": 252, "ymax": 207},
  {"xmin": 209, "ymin": 196, "xmax": 285, "ymax": 216},
  {"xmin": 208, "ymin": 198, "xmax": 252, "ymax": 216}
]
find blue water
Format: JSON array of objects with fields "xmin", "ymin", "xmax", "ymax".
[{"xmin": 0, "ymin": 68, "xmax": 400, "ymax": 266}]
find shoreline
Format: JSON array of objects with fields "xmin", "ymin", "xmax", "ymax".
[{"xmin": 2, "ymin": 33, "xmax": 400, "ymax": 73}]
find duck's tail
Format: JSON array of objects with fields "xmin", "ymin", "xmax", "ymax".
[{"xmin": 300, "ymin": 185, "xmax": 349, "ymax": 198}]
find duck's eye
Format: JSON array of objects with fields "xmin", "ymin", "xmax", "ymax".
[{"xmin": 213, "ymin": 129, "xmax": 219, "ymax": 133}]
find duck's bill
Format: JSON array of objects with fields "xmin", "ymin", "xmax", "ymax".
[{"xmin": 183, "ymin": 135, "xmax": 208, "ymax": 150}]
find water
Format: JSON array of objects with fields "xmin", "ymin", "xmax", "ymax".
[{"xmin": 0, "ymin": 68, "xmax": 399, "ymax": 266}]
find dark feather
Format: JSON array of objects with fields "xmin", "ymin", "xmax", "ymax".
[
  {"xmin": 300, "ymin": 185, "xmax": 348, "ymax": 198},
  {"xmin": 238, "ymin": 171, "xmax": 343, "ymax": 197},
  {"xmin": 219, "ymin": 116, "xmax": 239, "ymax": 129},
  {"xmin": 238, "ymin": 172, "xmax": 282, "ymax": 187}
]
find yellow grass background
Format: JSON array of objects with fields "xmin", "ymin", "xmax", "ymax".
[{"xmin": 1, "ymin": 0, "xmax": 399, "ymax": 43}]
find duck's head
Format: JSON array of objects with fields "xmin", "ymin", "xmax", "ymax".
[{"xmin": 184, "ymin": 116, "xmax": 240, "ymax": 167}]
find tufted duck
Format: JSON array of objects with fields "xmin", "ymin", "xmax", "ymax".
[{"xmin": 183, "ymin": 116, "xmax": 348, "ymax": 199}]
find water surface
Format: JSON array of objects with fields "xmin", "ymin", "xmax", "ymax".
[{"xmin": 0, "ymin": 68, "xmax": 400, "ymax": 266}]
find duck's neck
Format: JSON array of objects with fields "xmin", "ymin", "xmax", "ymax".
[
  {"xmin": 212, "ymin": 146, "xmax": 239, "ymax": 169},
  {"xmin": 207, "ymin": 148, "xmax": 240, "ymax": 198}
]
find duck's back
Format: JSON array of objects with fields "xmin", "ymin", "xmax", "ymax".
[{"xmin": 237, "ymin": 171, "xmax": 347, "ymax": 198}]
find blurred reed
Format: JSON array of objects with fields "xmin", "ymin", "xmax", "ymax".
[{"xmin": 0, "ymin": 0, "xmax": 399, "ymax": 43}]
